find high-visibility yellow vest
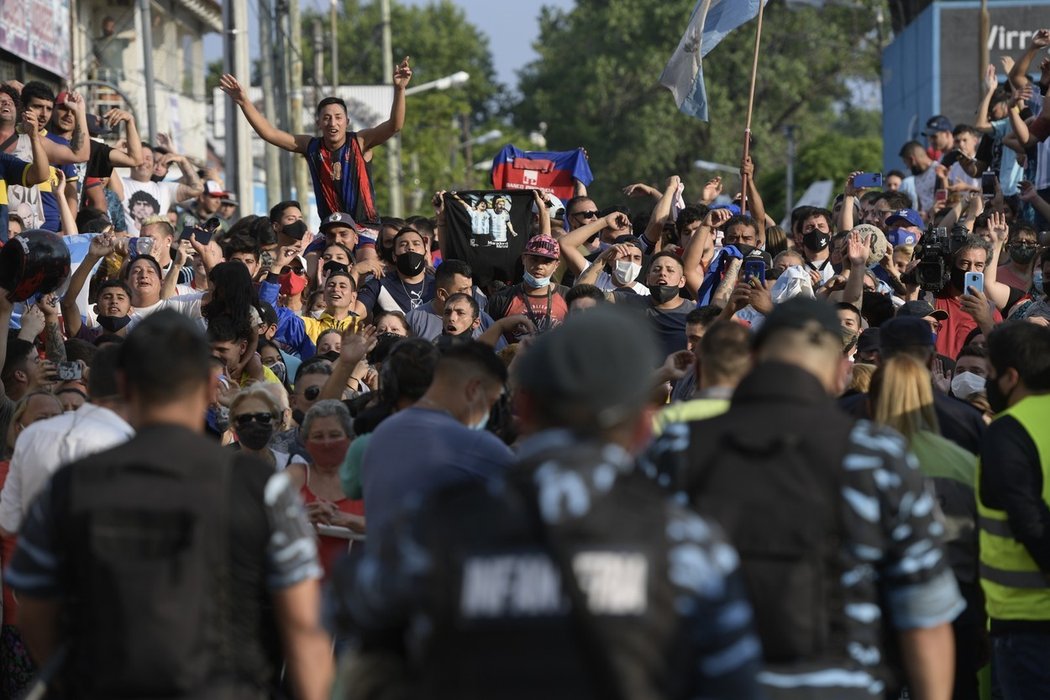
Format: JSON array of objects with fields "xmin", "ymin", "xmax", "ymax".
[{"xmin": 976, "ymin": 393, "xmax": 1050, "ymax": 620}]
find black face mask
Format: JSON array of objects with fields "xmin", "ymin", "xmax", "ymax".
[
  {"xmin": 282, "ymin": 220, "xmax": 308, "ymax": 241},
  {"xmin": 648, "ymin": 284, "xmax": 680, "ymax": 304},
  {"xmin": 803, "ymin": 230, "xmax": 830, "ymax": 251},
  {"xmin": 291, "ymin": 408, "xmax": 305, "ymax": 426},
  {"xmin": 97, "ymin": 314, "xmax": 132, "ymax": 333},
  {"xmin": 1009, "ymin": 246, "xmax": 1038, "ymax": 265},
  {"xmin": 237, "ymin": 422, "xmax": 274, "ymax": 451},
  {"xmin": 396, "ymin": 251, "xmax": 426, "ymax": 277},
  {"xmin": 950, "ymin": 266, "xmax": 967, "ymax": 293},
  {"xmin": 986, "ymin": 375, "xmax": 1011, "ymax": 414},
  {"xmin": 733, "ymin": 243, "xmax": 757, "ymax": 258}
]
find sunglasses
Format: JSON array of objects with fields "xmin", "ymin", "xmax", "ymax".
[
  {"xmin": 304, "ymin": 385, "xmax": 322, "ymax": 401},
  {"xmin": 572, "ymin": 210, "xmax": 598, "ymax": 220},
  {"xmin": 234, "ymin": 412, "xmax": 274, "ymax": 426}
]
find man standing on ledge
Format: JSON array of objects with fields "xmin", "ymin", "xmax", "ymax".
[{"xmin": 219, "ymin": 58, "xmax": 412, "ymax": 228}]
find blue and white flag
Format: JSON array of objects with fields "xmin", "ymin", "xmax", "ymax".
[{"xmin": 660, "ymin": 0, "xmax": 766, "ymax": 121}]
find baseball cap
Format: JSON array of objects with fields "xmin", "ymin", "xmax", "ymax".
[
  {"xmin": 523, "ymin": 234, "xmax": 560, "ymax": 260},
  {"xmin": 54, "ymin": 91, "xmax": 71, "ymax": 107},
  {"xmin": 319, "ymin": 212, "xmax": 363, "ymax": 235},
  {"xmin": 202, "ymin": 180, "xmax": 229, "ymax": 198},
  {"xmin": 513, "ymin": 305, "xmax": 658, "ymax": 429},
  {"xmin": 924, "ymin": 115, "xmax": 953, "ymax": 136},
  {"xmin": 886, "ymin": 209, "xmax": 922, "ymax": 229},
  {"xmin": 752, "ymin": 297, "xmax": 842, "ymax": 351},
  {"xmin": 880, "ymin": 316, "xmax": 935, "ymax": 350},
  {"xmin": 897, "ymin": 300, "xmax": 949, "ymax": 321},
  {"xmin": 886, "ymin": 228, "xmax": 918, "ymax": 247},
  {"xmin": 220, "ymin": 193, "xmax": 238, "ymax": 206},
  {"xmin": 856, "ymin": 327, "xmax": 881, "ymax": 355}
]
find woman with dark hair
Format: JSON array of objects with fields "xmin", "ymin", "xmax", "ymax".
[{"xmin": 201, "ymin": 261, "xmax": 260, "ymax": 333}]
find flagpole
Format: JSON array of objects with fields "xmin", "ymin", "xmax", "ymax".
[{"xmin": 740, "ymin": 0, "xmax": 766, "ymax": 216}]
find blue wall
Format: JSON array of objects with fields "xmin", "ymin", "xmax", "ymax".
[{"xmin": 881, "ymin": 4, "xmax": 938, "ymax": 173}]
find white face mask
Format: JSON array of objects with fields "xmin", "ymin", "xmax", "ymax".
[
  {"xmin": 613, "ymin": 259, "xmax": 642, "ymax": 286},
  {"xmin": 951, "ymin": 371, "xmax": 986, "ymax": 399}
]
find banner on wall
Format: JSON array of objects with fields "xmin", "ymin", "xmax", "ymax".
[{"xmin": 0, "ymin": 0, "xmax": 72, "ymax": 78}]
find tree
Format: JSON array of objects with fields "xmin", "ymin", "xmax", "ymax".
[
  {"xmin": 297, "ymin": 0, "xmax": 512, "ymax": 214},
  {"xmin": 513, "ymin": 0, "xmax": 887, "ymax": 221}
]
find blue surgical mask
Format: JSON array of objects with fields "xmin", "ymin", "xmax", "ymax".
[{"xmin": 523, "ymin": 270, "xmax": 551, "ymax": 289}]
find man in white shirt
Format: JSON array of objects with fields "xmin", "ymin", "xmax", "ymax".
[
  {"xmin": 0, "ymin": 346, "xmax": 133, "ymax": 535},
  {"xmin": 119, "ymin": 142, "xmax": 202, "ymax": 235}
]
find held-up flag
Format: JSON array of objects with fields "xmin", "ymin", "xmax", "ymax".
[{"xmin": 660, "ymin": 0, "xmax": 767, "ymax": 121}]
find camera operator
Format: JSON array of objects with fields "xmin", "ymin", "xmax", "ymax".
[{"xmin": 913, "ymin": 232, "xmax": 1003, "ymax": 359}]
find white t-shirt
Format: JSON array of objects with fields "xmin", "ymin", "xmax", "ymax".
[{"xmin": 120, "ymin": 176, "xmax": 181, "ymax": 235}]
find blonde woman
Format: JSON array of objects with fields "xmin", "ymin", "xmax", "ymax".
[
  {"xmin": 229, "ymin": 384, "xmax": 302, "ymax": 471},
  {"xmin": 869, "ymin": 354, "xmax": 986, "ymax": 698}
]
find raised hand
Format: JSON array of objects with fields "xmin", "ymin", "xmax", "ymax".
[
  {"xmin": 984, "ymin": 63, "xmax": 998, "ymax": 91},
  {"xmin": 341, "ymin": 325, "xmax": 378, "ymax": 365},
  {"xmin": 1031, "ymin": 28, "xmax": 1050, "ymax": 48},
  {"xmin": 393, "ymin": 56, "xmax": 413, "ymax": 89},
  {"xmin": 661, "ymin": 350, "xmax": 695, "ymax": 382},
  {"xmin": 847, "ymin": 229, "xmax": 872, "ymax": 267},
  {"xmin": 219, "ymin": 74, "xmax": 248, "ymax": 104},
  {"xmin": 88, "ymin": 233, "xmax": 116, "ymax": 258},
  {"xmin": 988, "ymin": 210, "xmax": 1009, "ymax": 244},
  {"xmin": 704, "ymin": 207, "xmax": 733, "ymax": 228},
  {"xmin": 622, "ymin": 183, "xmax": 656, "ymax": 198}
]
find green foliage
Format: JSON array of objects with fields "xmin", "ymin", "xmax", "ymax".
[
  {"xmin": 296, "ymin": 0, "xmax": 509, "ymax": 214},
  {"xmin": 514, "ymin": 0, "xmax": 887, "ymax": 220}
]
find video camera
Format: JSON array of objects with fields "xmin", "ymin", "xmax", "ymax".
[{"xmin": 901, "ymin": 224, "xmax": 969, "ymax": 293}]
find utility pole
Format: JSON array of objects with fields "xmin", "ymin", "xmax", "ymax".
[
  {"xmin": 275, "ymin": 1, "xmax": 293, "ymax": 196},
  {"xmin": 330, "ymin": 0, "xmax": 339, "ymax": 93},
  {"xmin": 460, "ymin": 113, "xmax": 473, "ymax": 189},
  {"xmin": 260, "ymin": 0, "xmax": 282, "ymax": 208},
  {"xmin": 137, "ymin": 0, "xmax": 157, "ymax": 141},
  {"xmin": 312, "ymin": 18, "xmax": 324, "ymax": 108},
  {"xmin": 223, "ymin": 0, "xmax": 252, "ymax": 212},
  {"xmin": 381, "ymin": 0, "xmax": 403, "ymax": 216},
  {"xmin": 289, "ymin": 0, "xmax": 310, "ymax": 218}
]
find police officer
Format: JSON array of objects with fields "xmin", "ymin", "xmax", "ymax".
[
  {"xmin": 976, "ymin": 321, "xmax": 1050, "ymax": 699},
  {"xmin": 649, "ymin": 297, "xmax": 963, "ymax": 699},
  {"xmin": 332, "ymin": 305, "xmax": 764, "ymax": 699}
]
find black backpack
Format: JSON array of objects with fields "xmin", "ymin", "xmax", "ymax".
[
  {"xmin": 63, "ymin": 450, "xmax": 235, "ymax": 697},
  {"xmin": 680, "ymin": 427, "xmax": 849, "ymax": 663}
]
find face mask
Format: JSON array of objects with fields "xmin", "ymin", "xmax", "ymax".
[
  {"xmin": 613, "ymin": 260, "xmax": 641, "ymax": 285},
  {"xmin": 803, "ymin": 230, "xmax": 830, "ymax": 251},
  {"xmin": 237, "ymin": 421, "xmax": 275, "ymax": 451},
  {"xmin": 395, "ymin": 251, "xmax": 426, "ymax": 277},
  {"xmin": 268, "ymin": 360, "xmax": 287, "ymax": 384},
  {"xmin": 310, "ymin": 309, "xmax": 324, "ymax": 319},
  {"xmin": 291, "ymin": 408, "xmax": 305, "ymax": 426},
  {"xmin": 282, "ymin": 220, "xmax": 308, "ymax": 241},
  {"xmin": 1009, "ymin": 246, "xmax": 1038, "ymax": 265},
  {"xmin": 951, "ymin": 371, "xmax": 986, "ymax": 399},
  {"xmin": 306, "ymin": 437, "xmax": 351, "ymax": 468},
  {"xmin": 950, "ymin": 266, "xmax": 967, "ymax": 292},
  {"xmin": 523, "ymin": 270, "xmax": 551, "ymax": 289},
  {"xmin": 96, "ymin": 314, "xmax": 132, "ymax": 333},
  {"xmin": 986, "ymin": 375, "xmax": 1011, "ymax": 414},
  {"xmin": 648, "ymin": 284, "xmax": 680, "ymax": 304}
]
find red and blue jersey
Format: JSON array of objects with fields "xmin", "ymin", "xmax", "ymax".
[{"xmin": 490, "ymin": 145, "xmax": 593, "ymax": 204}]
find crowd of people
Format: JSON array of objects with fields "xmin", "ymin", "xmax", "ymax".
[{"xmin": 0, "ymin": 25, "xmax": 1046, "ymax": 700}]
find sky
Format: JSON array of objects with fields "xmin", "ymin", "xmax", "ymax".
[{"xmin": 206, "ymin": 0, "xmax": 576, "ymax": 90}]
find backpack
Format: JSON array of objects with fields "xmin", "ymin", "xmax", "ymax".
[
  {"xmin": 65, "ymin": 450, "xmax": 235, "ymax": 696},
  {"xmin": 680, "ymin": 426, "xmax": 848, "ymax": 663}
]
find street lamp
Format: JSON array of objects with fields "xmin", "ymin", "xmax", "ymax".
[{"xmin": 405, "ymin": 71, "xmax": 470, "ymax": 96}]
